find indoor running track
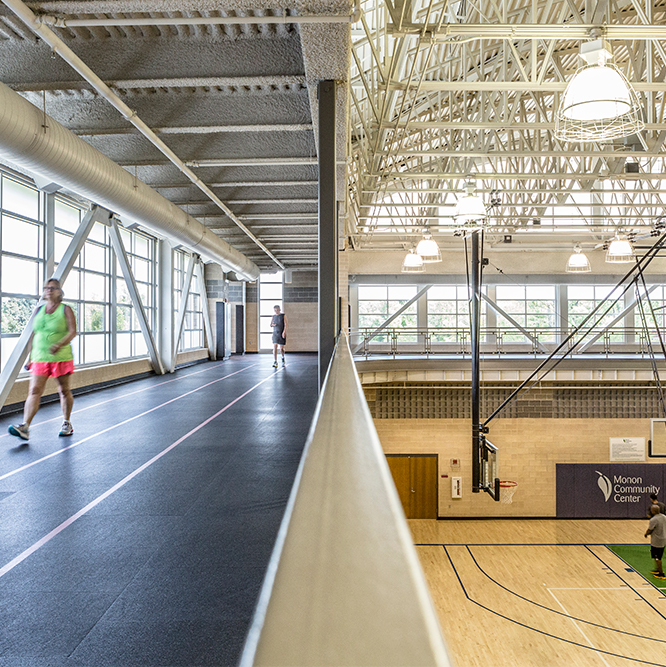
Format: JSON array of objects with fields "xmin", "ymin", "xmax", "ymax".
[{"xmin": 0, "ymin": 354, "xmax": 319, "ymax": 667}]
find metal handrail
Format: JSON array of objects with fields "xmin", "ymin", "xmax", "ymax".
[
  {"xmin": 349, "ymin": 326, "xmax": 664, "ymax": 357},
  {"xmin": 240, "ymin": 333, "xmax": 451, "ymax": 667}
]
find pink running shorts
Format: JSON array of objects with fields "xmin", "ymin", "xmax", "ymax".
[{"xmin": 30, "ymin": 360, "xmax": 75, "ymax": 377}]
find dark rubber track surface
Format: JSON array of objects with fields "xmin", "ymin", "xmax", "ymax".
[{"xmin": 0, "ymin": 354, "xmax": 318, "ymax": 667}]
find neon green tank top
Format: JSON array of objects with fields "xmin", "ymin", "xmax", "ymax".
[{"xmin": 31, "ymin": 303, "xmax": 74, "ymax": 362}]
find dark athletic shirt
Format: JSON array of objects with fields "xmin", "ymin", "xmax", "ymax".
[{"xmin": 271, "ymin": 313, "xmax": 285, "ymax": 336}]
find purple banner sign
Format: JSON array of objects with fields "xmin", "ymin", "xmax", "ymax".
[{"xmin": 556, "ymin": 464, "xmax": 666, "ymax": 518}]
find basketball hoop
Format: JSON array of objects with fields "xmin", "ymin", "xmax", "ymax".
[{"xmin": 499, "ymin": 480, "xmax": 518, "ymax": 504}]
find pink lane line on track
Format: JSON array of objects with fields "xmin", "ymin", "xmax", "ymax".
[
  {"xmin": 0, "ymin": 361, "xmax": 229, "ymax": 439},
  {"xmin": 0, "ymin": 364, "xmax": 258, "ymax": 482},
  {"xmin": 0, "ymin": 367, "xmax": 283, "ymax": 580}
]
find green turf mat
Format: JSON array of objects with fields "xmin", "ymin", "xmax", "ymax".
[{"xmin": 608, "ymin": 544, "xmax": 666, "ymax": 591}]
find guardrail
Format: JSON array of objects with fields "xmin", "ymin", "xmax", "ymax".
[
  {"xmin": 350, "ymin": 326, "xmax": 662, "ymax": 358},
  {"xmin": 240, "ymin": 333, "xmax": 451, "ymax": 667}
]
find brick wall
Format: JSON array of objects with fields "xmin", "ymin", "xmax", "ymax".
[{"xmin": 375, "ymin": 417, "xmax": 655, "ymax": 518}]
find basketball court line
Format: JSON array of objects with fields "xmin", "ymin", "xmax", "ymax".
[
  {"xmin": 461, "ymin": 545, "xmax": 666, "ymax": 644},
  {"xmin": 586, "ymin": 546, "xmax": 666, "ymax": 620},
  {"xmin": 0, "ymin": 364, "xmax": 258, "ymax": 482},
  {"xmin": 0, "ymin": 367, "xmax": 284, "ymax": 581},
  {"xmin": 546, "ymin": 588, "xmax": 612, "ymax": 667},
  {"xmin": 442, "ymin": 546, "xmax": 666, "ymax": 667},
  {"xmin": 0, "ymin": 359, "xmax": 230, "ymax": 440}
]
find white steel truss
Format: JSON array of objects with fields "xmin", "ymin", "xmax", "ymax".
[{"xmin": 348, "ymin": 0, "xmax": 666, "ymax": 252}]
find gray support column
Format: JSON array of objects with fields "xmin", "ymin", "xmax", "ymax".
[
  {"xmin": 558, "ymin": 284, "xmax": 568, "ymax": 344},
  {"xmin": 196, "ymin": 260, "xmax": 216, "ymax": 361},
  {"xmin": 158, "ymin": 239, "xmax": 175, "ymax": 372},
  {"xmin": 0, "ymin": 205, "xmax": 101, "ymax": 409},
  {"xmin": 108, "ymin": 219, "xmax": 164, "ymax": 375},
  {"xmin": 318, "ymin": 80, "xmax": 338, "ymax": 389},
  {"xmin": 471, "ymin": 231, "xmax": 481, "ymax": 494},
  {"xmin": 173, "ymin": 253, "xmax": 196, "ymax": 370}
]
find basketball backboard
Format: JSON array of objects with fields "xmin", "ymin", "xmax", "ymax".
[{"xmin": 481, "ymin": 437, "xmax": 500, "ymax": 500}]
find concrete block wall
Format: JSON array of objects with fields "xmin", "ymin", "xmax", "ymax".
[
  {"xmin": 374, "ymin": 418, "xmax": 656, "ymax": 518},
  {"xmin": 339, "ymin": 249, "xmax": 349, "ymax": 332},
  {"xmin": 246, "ymin": 282, "xmax": 258, "ymax": 353},
  {"xmin": 283, "ymin": 270, "xmax": 317, "ymax": 352},
  {"xmin": 205, "ymin": 263, "xmax": 245, "ymax": 354}
]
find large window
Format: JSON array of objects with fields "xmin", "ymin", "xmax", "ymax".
[
  {"xmin": 115, "ymin": 226, "xmax": 156, "ymax": 359},
  {"xmin": 0, "ymin": 176, "xmax": 43, "ymax": 370},
  {"xmin": 495, "ymin": 285, "xmax": 557, "ymax": 342},
  {"xmin": 427, "ymin": 285, "xmax": 486, "ymax": 341},
  {"xmin": 0, "ymin": 169, "xmax": 166, "ymax": 371},
  {"xmin": 259, "ymin": 272, "xmax": 283, "ymax": 349},
  {"xmin": 174, "ymin": 250, "xmax": 204, "ymax": 352},
  {"xmin": 358, "ymin": 285, "xmax": 417, "ymax": 336},
  {"xmin": 58, "ymin": 202, "xmax": 110, "ymax": 365},
  {"xmin": 568, "ymin": 285, "xmax": 626, "ymax": 342}
]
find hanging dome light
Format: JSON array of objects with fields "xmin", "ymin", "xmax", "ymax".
[
  {"xmin": 555, "ymin": 39, "xmax": 644, "ymax": 142},
  {"xmin": 566, "ymin": 244, "xmax": 591, "ymax": 273},
  {"xmin": 416, "ymin": 232, "xmax": 442, "ymax": 263},
  {"xmin": 453, "ymin": 180, "xmax": 489, "ymax": 228},
  {"xmin": 401, "ymin": 248, "xmax": 425, "ymax": 273},
  {"xmin": 606, "ymin": 234, "xmax": 635, "ymax": 263}
]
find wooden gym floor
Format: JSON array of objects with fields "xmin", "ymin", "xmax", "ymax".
[{"xmin": 410, "ymin": 519, "xmax": 666, "ymax": 667}]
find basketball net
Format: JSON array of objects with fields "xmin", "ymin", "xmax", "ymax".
[{"xmin": 499, "ymin": 481, "xmax": 518, "ymax": 504}]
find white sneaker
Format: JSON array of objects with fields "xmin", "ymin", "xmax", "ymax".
[
  {"xmin": 8, "ymin": 423, "xmax": 29, "ymax": 441},
  {"xmin": 59, "ymin": 421, "xmax": 74, "ymax": 437}
]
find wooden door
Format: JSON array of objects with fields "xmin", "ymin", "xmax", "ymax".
[
  {"xmin": 386, "ymin": 455, "xmax": 438, "ymax": 519},
  {"xmin": 386, "ymin": 456, "xmax": 411, "ymax": 512}
]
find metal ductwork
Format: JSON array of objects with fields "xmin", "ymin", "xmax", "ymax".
[{"xmin": 0, "ymin": 80, "xmax": 260, "ymax": 281}]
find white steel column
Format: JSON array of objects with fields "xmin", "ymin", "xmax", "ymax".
[
  {"xmin": 108, "ymin": 219, "xmax": 164, "ymax": 375},
  {"xmin": 0, "ymin": 205, "xmax": 103, "ymax": 409},
  {"xmin": 44, "ymin": 192, "xmax": 55, "ymax": 279},
  {"xmin": 173, "ymin": 253, "xmax": 196, "ymax": 370},
  {"xmin": 158, "ymin": 239, "xmax": 175, "ymax": 373},
  {"xmin": 195, "ymin": 260, "xmax": 216, "ymax": 361}
]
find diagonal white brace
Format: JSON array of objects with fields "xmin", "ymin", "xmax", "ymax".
[
  {"xmin": 108, "ymin": 219, "xmax": 165, "ymax": 375},
  {"xmin": 195, "ymin": 260, "xmax": 216, "ymax": 361}
]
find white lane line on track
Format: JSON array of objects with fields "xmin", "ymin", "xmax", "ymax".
[
  {"xmin": 0, "ymin": 367, "xmax": 283, "ymax": 580},
  {"xmin": 547, "ymin": 588, "xmax": 612, "ymax": 667},
  {"xmin": 0, "ymin": 364, "xmax": 258, "ymax": 482},
  {"xmin": 0, "ymin": 361, "xmax": 229, "ymax": 440}
]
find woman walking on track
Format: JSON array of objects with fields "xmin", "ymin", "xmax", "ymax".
[{"xmin": 9, "ymin": 278, "xmax": 77, "ymax": 442}]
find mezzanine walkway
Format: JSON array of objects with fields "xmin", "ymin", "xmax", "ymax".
[{"xmin": 0, "ymin": 354, "xmax": 318, "ymax": 666}]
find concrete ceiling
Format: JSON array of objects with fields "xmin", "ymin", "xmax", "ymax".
[{"xmin": 0, "ymin": 0, "xmax": 352, "ymax": 271}]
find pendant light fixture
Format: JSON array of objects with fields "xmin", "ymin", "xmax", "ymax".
[
  {"xmin": 566, "ymin": 244, "xmax": 591, "ymax": 273},
  {"xmin": 605, "ymin": 234, "xmax": 635, "ymax": 263},
  {"xmin": 415, "ymin": 232, "xmax": 442, "ymax": 263},
  {"xmin": 453, "ymin": 180, "xmax": 489, "ymax": 228},
  {"xmin": 401, "ymin": 248, "xmax": 426, "ymax": 273},
  {"xmin": 555, "ymin": 39, "xmax": 644, "ymax": 142}
]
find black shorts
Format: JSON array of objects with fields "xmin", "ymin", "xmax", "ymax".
[
  {"xmin": 651, "ymin": 545, "xmax": 665, "ymax": 560},
  {"xmin": 272, "ymin": 333, "xmax": 286, "ymax": 346}
]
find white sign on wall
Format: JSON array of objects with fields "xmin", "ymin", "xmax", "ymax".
[{"xmin": 609, "ymin": 437, "xmax": 646, "ymax": 462}]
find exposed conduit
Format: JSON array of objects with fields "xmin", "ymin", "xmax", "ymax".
[
  {"xmin": 2, "ymin": 0, "xmax": 285, "ymax": 270},
  {"xmin": 0, "ymin": 79, "xmax": 260, "ymax": 281},
  {"xmin": 37, "ymin": 13, "xmax": 355, "ymax": 28}
]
